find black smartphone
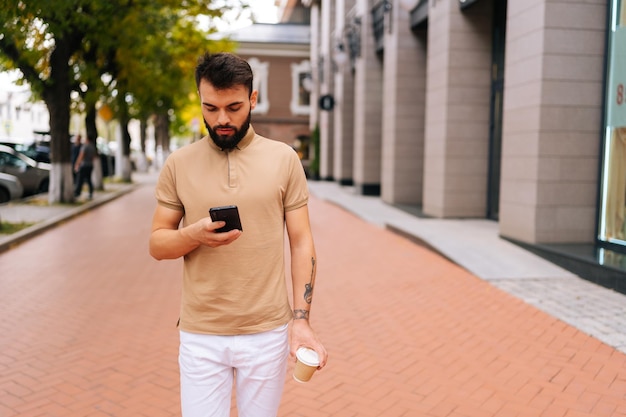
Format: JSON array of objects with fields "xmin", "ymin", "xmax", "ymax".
[{"xmin": 209, "ymin": 205, "xmax": 243, "ymax": 233}]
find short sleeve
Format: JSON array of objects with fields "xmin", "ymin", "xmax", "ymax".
[
  {"xmin": 283, "ymin": 149, "xmax": 309, "ymax": 212},
  {"xmin": 155, "ymin": 155, "xmax": 184, "ymax": 212}
]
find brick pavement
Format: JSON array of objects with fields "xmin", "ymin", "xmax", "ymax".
[{"xmin": 1, "ymin": 179, "xmax": 625, "ymax": 416}]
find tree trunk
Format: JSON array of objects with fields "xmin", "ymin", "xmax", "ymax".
[
  {"xmin": 85, "ymin": 104, "xmax": 99, "ymax": 143},
  {"xmin": 154, "ymin": 112, "xmax": 170, "ymax": 168},
  {"xmin": 134, "ymin": 116, "xmax": 149, "ymax": 172},
  {"xmin": 117, "ymin": 111, "xmax": 133, "ymax": 182},
  {"xmin": 140, "ymin": 117, "xmax": 147, "ymax": 154},
  {"xmin": 85, "ymin": 103, "xmax": 104, "ymax": 190},
  {"xmin": 43, "ymin": 37, "xmax": 73, "ymax": 204}
]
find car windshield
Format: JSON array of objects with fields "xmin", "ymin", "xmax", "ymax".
[
  {"xmin": 0, "ymin": 151, "xmax": 28, "ymax": 169},
  {"xmin": 13, "ymin": 144, "xmax": 35, "ymax": 157}
]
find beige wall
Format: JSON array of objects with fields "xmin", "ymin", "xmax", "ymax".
[
  {"xmin": 422, "ymin": 0, "xmax": 493, "ymax": 218},
  {"xmin": 380, "ymin": 1, "xmax": 427, "ymax": 205},
  {"xmin": 319, "ymin": 0, "xmax": 336, "ymax": 180},
  {"xmin": 499, "ymin": 0, "xmax": 606, "ymax": 244},
  {"xmin": 309, "ymin": 0, "xmax": 609, "ymax": 246},
  {"xmin": 352, "ymin": 0, "xmax": 383, "ymax": 192},
  {"xmin": 309, "ymin": 5, "xmax": 321, "ymax": 132},
  {"xmin": 333, "ymin": 61, "xmax": 356, "ymax": 184},
  {"xmin": 331, "ymin": 1, "xmax": 357, "ymax": 184}
]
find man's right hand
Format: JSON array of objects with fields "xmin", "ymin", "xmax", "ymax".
[
  {"xmin": 188, "ymin": 217, "xmax": 242, "ymax": 248},
  {"xmin": 150, "ymin": 206, "xmax": 241, "ymax": 260}
]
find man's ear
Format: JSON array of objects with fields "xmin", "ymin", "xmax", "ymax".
[{"xmin": 250, "ymin": 90, "xmax": 258, "ymax": 110}]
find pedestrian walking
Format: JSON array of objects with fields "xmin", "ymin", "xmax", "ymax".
[
  {"xmin": 73, "ymin": 134, "xmax": 96, "ymax": 199},
  {"xmin": 149, "ymin": 52, "xmax": 327, "ymax": 417},
  {"xmin": 71, "ymin": 134, "xmax": 82, "ymax": 182}
]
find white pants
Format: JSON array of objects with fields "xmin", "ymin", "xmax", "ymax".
[{"xmin": 179, "ymin": 325, "xmax": 289, "ymax": 417}]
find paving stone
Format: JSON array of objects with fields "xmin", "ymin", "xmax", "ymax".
[{"xmin": 0, "ymin": 174, "xmax": 624, "ymax": 416}]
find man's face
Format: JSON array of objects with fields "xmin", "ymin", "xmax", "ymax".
[{"xmin": 199, "ymin": 80, "xmax": 257, "ymax": 150}]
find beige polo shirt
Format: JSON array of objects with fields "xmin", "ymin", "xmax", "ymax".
[{"xmin": 155, "ymin": 126, "xmax": 308, "ymax": 335}]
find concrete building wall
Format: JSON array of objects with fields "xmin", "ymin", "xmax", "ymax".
[
  {"xmin": 499, "ymin": 0, "xmax": 606, "ymax": 244},
  {"xmin": 333, "ymin": 69, "xmax": 356, "ymax": 184},
  {"xmin": 380, "ymin": 1, "xmax": 427, "ymax": 205},
  {"xmin": 309, "ymin": 5, "xmax": 321, "ymax": 133},
  {"xmin": 307, "ymin": 0, "xmax": 610, "ymax": 248},
  {"xmin": 423, "ymin": 0, "xmax": 493, "ymax": 218},
  {"xmin": 319, "ymin": 0, "xmax": 335, "ymax": 180},
  {"xmin": 0, "ymin": 87, "xmax": 49, "ymax": 140},
  {"xmin": 352, "ymin": 0, "xmax": 383, "ymax": 194},
  {"xmin": 332, "ymin": 0, "xmax": 356, "ymax": 184}
]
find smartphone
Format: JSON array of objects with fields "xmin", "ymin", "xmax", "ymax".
[{"xmin": 209, "ymin": 205, "xmax": 243, "ymax": 233}]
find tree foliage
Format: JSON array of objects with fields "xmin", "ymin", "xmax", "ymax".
[{"xmin": 0, "ymin": 0, "xmax": 239, "ymax": 201}]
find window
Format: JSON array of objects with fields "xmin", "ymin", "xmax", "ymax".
[
  {"xmin": 248, "ymin": 58, "xmax": 270, "ymax": 114},
  {"xmin": 0, "ymin": 151, "xmax": 26, "ymax": 169},
  {"xmin": 599, "ymin": 0, "xmax": 626, "ymax": 246},
  {"xmin": 290, "ymin": 60, "xmax": 312, "ymax": 116}
]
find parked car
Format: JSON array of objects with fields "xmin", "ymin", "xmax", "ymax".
[
  {"xmin": 0, "ymin": 172, "xmax": 24, "ymax": 203},
  {"xmin": 0, "ymin": 144, "xmax": 50, "ymax": 195},
  {"xmin": 0, "ymin": 138, "xmax": 51, "ymax": 163}
]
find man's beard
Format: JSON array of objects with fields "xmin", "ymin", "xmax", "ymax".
[{"xmin": 205, "ymin": 112, "xmax": 251, "ymax": 151}]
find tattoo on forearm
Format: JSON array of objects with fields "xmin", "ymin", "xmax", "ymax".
[
  {"xmin": 304, "ymin": 257, "xmax": 315, "ymax": 304},
  {"xmin": 294, "ymin": 258, "xmax": 315, "ymax": 321},
  {"xmin": 293, "ymin": 309, "xmax": 310, "ymax": 320}
]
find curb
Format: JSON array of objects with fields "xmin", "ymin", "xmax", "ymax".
[{"xmin": 0, "ymin": 184, "xmax": 137, "ymax": 254}]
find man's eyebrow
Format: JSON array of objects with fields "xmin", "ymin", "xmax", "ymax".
[{"xmin": 202, "ymin": 100, "xmax": 245, "ymax": 107}]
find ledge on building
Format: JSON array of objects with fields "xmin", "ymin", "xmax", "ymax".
[{"xmin": 506, "ymin": 239, "xmax": 626, "ymax": 296}]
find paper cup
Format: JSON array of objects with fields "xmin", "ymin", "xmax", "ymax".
[{"xmin": 293, "ymin": 347, "xmax": 320, "ymax": 383}]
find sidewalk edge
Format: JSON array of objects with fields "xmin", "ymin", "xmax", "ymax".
[{"xmin": 0, "ymin": 185, "xmax": 136, "ymax": 254}]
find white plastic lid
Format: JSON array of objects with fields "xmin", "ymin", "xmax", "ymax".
[{"xmin": 296, "ymin": 347, "xmax": 320, "ymax": 367}]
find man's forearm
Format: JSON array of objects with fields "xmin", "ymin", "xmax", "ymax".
[
  {"xmin": 292, "ymin": 253, "xmax": 317, "ymax": 321},
  {"xmin": 149, "ymin": 227, "xmax": 200, "ymax": 260}
]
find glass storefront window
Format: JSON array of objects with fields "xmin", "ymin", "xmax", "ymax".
[{"xmin": 599, "ymin": 0, "xmax": 626, "ymax": 246}]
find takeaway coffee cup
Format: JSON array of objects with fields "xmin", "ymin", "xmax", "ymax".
[{"xmin": 293, "ymin": 347, "xmax": 320, "ymax": 383}]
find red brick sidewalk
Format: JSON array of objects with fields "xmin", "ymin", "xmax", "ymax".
[{"xmin": 0, "ymin": 182, "xmax": 625, "ymax": 417}]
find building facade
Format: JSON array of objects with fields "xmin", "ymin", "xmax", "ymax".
[
  {"xmin": 217, "ymin": 21, "xmax": 314, "ymax": 167},
  {"xmin": 0, "ymin": 73, "xmax": 49, "ymax": 141},
  {"xmin": 304, "ymin": 0, "xmax": 626, "ymax": 292}
]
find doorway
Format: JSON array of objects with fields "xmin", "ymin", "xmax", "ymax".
[{"xmin": 486, "ymin": 0, "xmax": 507, "ymax": 220}]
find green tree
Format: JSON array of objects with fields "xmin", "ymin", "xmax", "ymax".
[
  {"xmin": 0, "ymin": 0, "xmax": 240, "ymax": 201},
  {"xmin": 108, "ymin": 4, "xmax": 233, "ymax": 180},
  {"xmin": 0, "ymin": 1, "xmax": 100, "ymax": 202}
]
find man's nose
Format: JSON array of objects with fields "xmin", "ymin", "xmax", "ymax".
[{"xmin": 217, "ymin": 110, "xmax": 230, "ymax": 126}]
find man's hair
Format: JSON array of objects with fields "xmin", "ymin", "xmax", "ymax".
[{"xmin": 195, "ymin": 52, "xmax": 254, "ymax": 97}]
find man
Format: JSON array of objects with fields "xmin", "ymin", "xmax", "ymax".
[
  {"xmin": 149, "ymin": 52, "xmax": 327, "ymax": 417},
  {"xmin": 73, "ymin": 134, "xmax": 96, "ymax": 199},
  {"xmin": 71, "ymin": 134, "xmax": 82, "ymax": 181}
]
